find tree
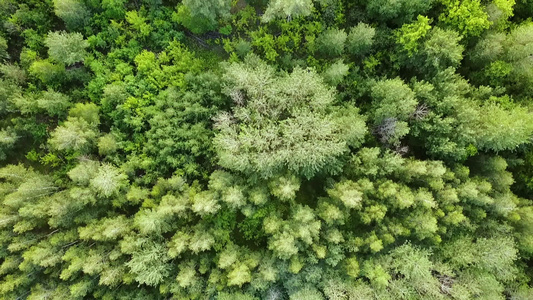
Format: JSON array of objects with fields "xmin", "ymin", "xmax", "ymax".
[
  {"xmin": 218, "ymin": 292, "xmax": 258, "ymax": 300},
  {"xmin": 486, "ymin": 0, "xmax": 515, "ymax": 30},
  {"xmin": 421, "ymin": 27, "xmax": 463, "ymax": 70},
  {"xmin": 327, "ymin": 179, "xmax": 364, "ymax": 209},
  {"xmin": 101, "ymin": 0, "xmax": 126, "ymax": 19},
  {"xmin": 370, "ymin": 78, "xmax": 418, "ymax": 145},
  {"xmin": 44, "ymin": 31, "xmax": 89, "ymax": 66},
  {"xmin": 49, "ymin": 117, "xmax": 98, "ymax": 152},
  {"xmin": 90, "ymin": 164, "xmax": 128, "ymax": 198},
  {"xmin": 174, "ymin": 0, "xmax": 231, "ymax": 34},
  {"xmin": 470, "ymin": 32, "xmax": 506, "ymax": 66},
  {"xmin": 49, "ymin": 103, "xmax": 100, "ymax": 152},
  {"xmin": 126, "ymin": 10, "xmax": 152, "ymax": 38},
  {"xmin": 97, "ymin": 134, "xmax": 118, "ymax": 156},
  {"xmin": 289, "ymin": 286, "xmax": 324, "ymax": 300},
  {"xmin": 214, "ymin": 55, "xmax": 366, "ymax": 179},
  {"xmin": 396, "ymin": 15, "xmax": 432, "ymax": 57},
  {"xmin": 124, "ymin": 237, "xmax": 172, "ymax": 286},
  {"xmin": 366, "ymin": 0, "xmax": 433, "ymax": 26},
  {"xmin": 475, "ymin": 103, "xmax": 533, "ymax": 152},
  {"xmin": 504, "ymin": 24, "xmax": 533, "ymax": 96},
  {"xmin": 262, "ymin": 0, "xmax": 314, "ymax": 22},
  {"xmin": 322, "ymin": 60, "xmax": 349, "ymax": 85},
  {"xmin": 28, "ymin": 60, "xmax": 65, "ymax": 85},
  {"xmin": 2, "ymin": 1, "xmax": 533, "ymax": 299},
  {"xmin": 0, "ymin": 36, "xmax": 8, "ymax": 61},
  {"xmin": 396, "ymin": 24, "xmax": 464, "ymax": 76},
  {"xmin": 0, "ymin": 64, "xmax": 27, "ymax": 85},
  {"xmin": 315, "ymin": 28, "xmax": 347, "ymax": 57},
  {"xmin": 52, "ymin": 0, "xmax": 89, "ymax": 30},
  {"xmin": 36, "ymin": 90, "xmax": 71, "ymax": 117},
  {"xmin": 346, "ymin": 23, "xmax": 375, "ymax": 56},
  {"xmin": 143, "ymin": 73, "xmax": 225, "ymax": 178},
  {"xmin": 439, "ymin": 0, "xmax": 491, "ymax": 38},
  {"xmin": 0, "ymin": 128, "xmax": 17, "ymax": 160},
  {"xmin": 69, "ymin": 102, "xmax": 100, "ymax": 126}
]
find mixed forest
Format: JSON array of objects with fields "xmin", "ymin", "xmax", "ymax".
[{"xmin": 2, "ymin": 0, "xmax": 533, "ymax": 299}]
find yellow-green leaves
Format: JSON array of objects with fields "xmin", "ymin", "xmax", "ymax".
[
  {"xmin": 396, "ymin": 15, "xmax": 432, "ymax": 57},
  {"xmin": 439, "ymin": 0, "xmax": 491, "ymax": 37}
]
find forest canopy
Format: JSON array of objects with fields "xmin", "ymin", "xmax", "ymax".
[{"xmin": 0, "ymin": 0, "xmax": 533, "ymax": 299}]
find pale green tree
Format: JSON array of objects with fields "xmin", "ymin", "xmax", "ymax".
[
  {"xmin": 0, "ymin": 128, "xmax": 17, "ymax": 160},
  {"xmin": 174, "ymin": 0, "xmax": 231, "ymax": 34},
  {"xmin": 214, "ymin": 55, "xmax": 366, "ymax": 179},
  {"xmin": 90, "ymin": 164, "xmax": 128, "ymax": 198},
  {"xmin": 315, "ymin": 28, "xmax": 347, "ymax": 57},
  {"xmin": 37, "ymin": 90, "xmax": 71, "ymax": 117},
  {"xmin": 262, "ymin": 0, "xmax": 314, "ymax": 22},
  {"xmin": 346, "ymin": 23, "xmax": 375, "ymax": 56},
  {"xmin": 49, "ymin": 117, "xmax": 98, "ymax": 152},
  {"xmin": 322, "ymin": 60, "xmax": 349, "ymax": 85},
  {"xmin": 475, "ymin": 103, "xmax": 533, "ymax": 152},
  {"xmin": 53, "ymin": 0, "xmax": 89, "ymax": 30},
  {"xmin": 97, "ymin": 134, "xmax": 118, "ymax": 156},
  {"xmin": 44, "ymin": 31, "xmax": 89, "ymax": 66}
]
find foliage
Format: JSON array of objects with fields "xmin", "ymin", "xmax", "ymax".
[
  {"xmin": 44, "ymin": 31, "xmax": 89, "ymax": 66},
  {"xmin": 52, "ymin": 0, "xmax": 89, "ymax": 30},
  {"xmin": 262, "ymin": 0, "xmax": 314, "ymax": 22},
  {"xmin": 0, "ymin": 0, "xmax": 532, "ymax": 299},
  {"xmin": 439, "ymin": 0, "xmax": 491, "ymax": 37},
  {"xmin": 346, "ymin": 23, "xmax": 375, "ymax": 56},
  {"xmin": 315, "ymin": 27, "xmax": 347, "ymax": 57},
  {"xmin": 396, "ymin": 15, "xmax": 432, "ymax": 57},
  {"xmin": 366, "ymin": 0, "xmax": 433, "ymax": 26},
  {"xmin": 174, "ymin": 0, "xmax": 231, "ymax": 34},
  {"xmin": 214, "ymin": 54, "xmax": 366, "ymax": 179}
]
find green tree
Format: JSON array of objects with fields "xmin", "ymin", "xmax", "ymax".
[
  {"xmin": 366, "ymin": 0, "xmax": 433, "ymax": 26},
  {"xmin": 262, "ymin": 0, "xmax": 314, "ymax": 22},
  {"xmin": 52, "ymin": 0, "xmax": 89, "ymax": 30},
  {"xmin": 28, "ymin": 60, "xmax": 65, "ymax": 85},
  {"xmin": 396, "ymin": 15, "xmax": 432, "ymax": 57},
  {"xmin": 346, "ymin": 23, "xmax": 375, "ymax": 56},
  {"xmin": 49, "ymin": 103, "xmax": 100, "ymax": 152},
  {"xmin": 44, "ymin": 31, "xmax": 89, "ymax": 66},
  {"xmin": 370, "ymin": 78, "xmax": 418, "ymax": 145},
  {"xmin": 143, "ymin": 73, "xmax": 226, "ymax": 178},
  {"xmin": 36, "ymin": 90, "xmax": 71, "ymax": 117},
  {"xmin": 439, "ymin": 0, "xmax": 491, "ymax": 37},
  {"xmin": 214, "ymin": 55, "xmax": 366, "ymax": 179},
  {"xmin": 101, "ymin": 0, "xmax": 126, "ymax": 19},
  {"xmin": 486, "ymin": 0, "xmax": 515, "ymax": 30},
  {"xmin": 397, "ymin": 25, "xmax": 464, "ymax": 76},
  {"xmin": 1, "ymin": 1, "xmax": 533, "ymax": 299},
  {"xmin": 322, "ymin": 59, "xmax": 349, "ymax": 85},
  {"xmin": 174, "ymin": 0, "xmax": 231, "ymax": 34},
  {"xmin": 49, "ymin": 117, "xmax": 98, "ymax": 152},
  {"xmin": 315, "ymin": 28, "xmax": 347, "ymax": 57},
  {"xmin": 0, "ymin": 128, "xmax": 17, "ymax": 160}
]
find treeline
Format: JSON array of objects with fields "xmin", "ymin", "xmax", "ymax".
[{"xmin": 0, "ymin": 0, "xmax": 533, "ymax": 299}]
